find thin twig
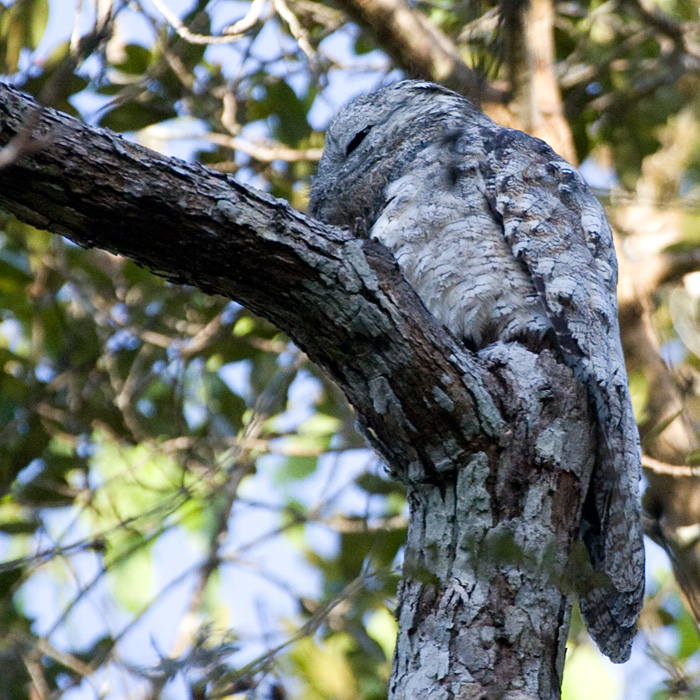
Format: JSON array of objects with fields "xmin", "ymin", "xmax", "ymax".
[
  {"xmin": 204, "ymin": 133, "xmax": 323, "ymax": 162},
  {"xmin": 271, "ymin": 0, "xmax": 316, "ymax": 61},
  {"xmin": 150, "ymin": 0, "xmax": 266, "ymax": 44},
  {"xmin": 643, "ymin": 454, "xmax": 700, "ymax": 477},
  {"xmin": 208, "ymin": 570, "xmax": 377, "ymax": 697}
]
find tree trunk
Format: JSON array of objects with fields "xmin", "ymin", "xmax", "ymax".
[
  {"xmin": 0, "ymin": 83, "xmax": 596, "ymax": 699},
  {"xmin": 389, "ymin": 345, "xmax": 593, "ymax": 700}
]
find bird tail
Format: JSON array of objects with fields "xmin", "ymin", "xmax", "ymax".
[{"xmin": 578, "ymin": 408, "xmax": 645, "ymax": 663}]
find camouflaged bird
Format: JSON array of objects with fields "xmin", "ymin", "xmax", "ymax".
[{"xmin": 308, "ymin": 80, "xmax": 645, "ymax": 663}]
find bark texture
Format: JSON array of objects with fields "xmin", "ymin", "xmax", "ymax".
[
  {"xmin": 391, "ymin": 345, "xmax": 594, "ymax": 700},
  {"xmin": 0, "ymin": 83, "xmax": 597, "ymax": 699}
]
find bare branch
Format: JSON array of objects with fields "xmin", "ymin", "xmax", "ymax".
[
  {"xmin": 501, "ymin": 0, "xmax": 577, "ymax": 162},
  {"xmin": 272, "ymin": 0, "xmax": 316, "ymax": 60},
  {"xmin": 222, "ymin": 0, "xmax": 270, "ymax": 35},
  {"xmin": 149, "ymin": 0, "xmax": 268, "ymax": 44},
  {"xmin": 204, "ymin": 132, "xmax": 323, "ymax": 162},
  {"xmin": 621, "ymin": 0, "xmax": 700, "ymax": 57},
  {"xmin": 643, "ymin": 455, "xmax": 700, "ymax": 477},
  {"xmin": 0, "ymin": 82, "xmax": 496, "ymax": 492}
]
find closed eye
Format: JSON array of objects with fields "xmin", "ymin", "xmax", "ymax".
[{"xmin": 345, "ymin": 125, "xmax": 373, "ymax": 156}]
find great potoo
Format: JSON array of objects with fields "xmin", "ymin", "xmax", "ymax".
[{"xmin": 308, "ymin": 80, "xmax": 645, "ymax": 663}]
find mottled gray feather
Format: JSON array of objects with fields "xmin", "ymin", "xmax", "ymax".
[{"xmin": 309, "ymin": 80, "xmax": 644, "ymax": 663}]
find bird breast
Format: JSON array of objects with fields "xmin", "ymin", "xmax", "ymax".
[{"xmin": 370, "ymin": 144, "xmax": 552, "ymax": 350}]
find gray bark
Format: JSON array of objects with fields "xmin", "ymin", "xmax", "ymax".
[
  {"xmin": 0, "ymin": 83, "xmax": 595, "ymax": 699},
  {"xmin": 391, "ymin": 344, "xmax": 593, "ymax": 700}
]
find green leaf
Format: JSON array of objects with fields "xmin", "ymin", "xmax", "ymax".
[
  {"xmin": 282, "ymin": 454, "xmax": 318, "ymax": 481},
  {"xmin": 353, "ymin": 35, "xmax": 376, "ymax": 55},
  {"xmin": 108, "ymin": 543, "xmax": 154, "ymax": 612},
  {"xmin": 298, "ymin": 414, "xmax": 342, "ymax": 437},
  {"xmin": 677, "ymin": 605, "xmax": 700, "ymax": 658},
  {"xmin": 19, "ymin": 42, "xmax": 88, "ymax": 114},
  {"xmin": 99, "ymin": 99, "xmax": 178, "ymax": 132},
  {"xmin": 289, "ymin": 635, "xmax": 359, "ymax": 700},
  {"xmin": 355, "ymin": 473, "xmax": 405, "ymax": 496},
  {"xmin": 0, "ymin": 0, "xmax": 49, "ymax": 72},
  {"xmin": 0, "ymin": 518, "xmax": 38, "ymax": 535},
  {"xmin": 113, "ymin": 43, "xmax": 152, "ymax": 75},
  {"xmin": 364, "ymin": 606, "xmax": 397, "ymax": 661},
  {"xmin": 247, "ymin": 79, "xmax": 312, "ymax": 146}
]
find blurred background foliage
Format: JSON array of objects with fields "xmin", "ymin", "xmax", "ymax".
[{"xmin": 3, "ymin": 0, "xmax": 700, "ymax": 698}]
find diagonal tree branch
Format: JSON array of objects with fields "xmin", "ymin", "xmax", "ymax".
[
  {"xmin": 0, "ymin": 82, "xmax": 600, "ymax": 697},
  {"xmin": 0, "ymin": 81, "xmax": 494, "ymax": 479}
]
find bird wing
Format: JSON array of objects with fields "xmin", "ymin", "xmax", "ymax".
[{"xmin": 479, "ymin": 127, "xmax": 645, "ymax": 662}]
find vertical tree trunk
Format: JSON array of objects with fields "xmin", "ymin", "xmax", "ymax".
[
  {"xmin": 501, "ymin": 0, "xmax": 577, "ymax": 163},
  {"xmin": 389, "ymin": 345, "xmax": 595, "ymax": 700}
]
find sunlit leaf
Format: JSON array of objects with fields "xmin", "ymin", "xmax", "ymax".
[
  {"xmin": 561, "ymin": 645, "xmax": 621, "ymax": 700},
  {"xmin": 0, "ymin": 0, "xmax": 49, "ymax": 72}
]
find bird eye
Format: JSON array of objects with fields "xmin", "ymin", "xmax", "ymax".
[{"xmin": 345, "ymin": 125, "xmax": 373, "ymax": 156}]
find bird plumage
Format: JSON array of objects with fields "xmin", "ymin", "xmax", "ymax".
[{"xmin": 309, "ymin": 80, "xmax": 644, "ymax": 663}]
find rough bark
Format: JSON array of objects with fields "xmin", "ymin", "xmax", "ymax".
[
  {"xmin": 0, "ymin": 83, "xmax": 596, "ymax": 699},
  {"xmin": 391, "ymin": 345, "xmax": 594, "ymax": 700}
]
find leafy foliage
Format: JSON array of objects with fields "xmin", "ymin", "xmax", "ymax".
[{"xmin": 2, "ymin": 0, "xmax": 700, "ymax": 697}]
